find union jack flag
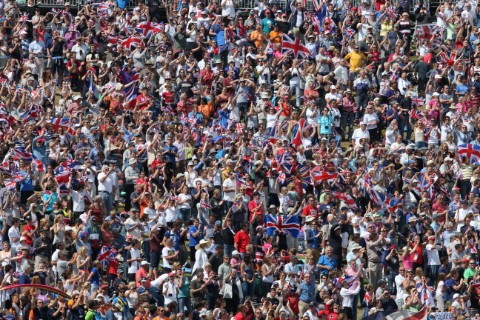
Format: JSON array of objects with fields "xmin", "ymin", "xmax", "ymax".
[
  {"xmin": 291, "ymin": 118, "xmax": 306, "ymax": 149},
  {"xmin": 458, "ymin": 144, "xmax": 480, "ymax": 164},
  {"xmin": 4, "ymin": 179, "xmax": 15, "ymax": 190},
  {"xmin": 235, "ymin": 173, "xmax": 247, "ymax": 186},
  {"xmin": 13, "ymin": 147, "xmax": 32, "ymax": 160},
  {"xmin": 11, "ymin": 172, "xmax": 26, "ymax": 183},
  {"xmin": 344, "ymin": 27, "xmax": 355, "ymax": 38},
  {"xmin": 54, "ymin": 165, "xmax": 71, "ymax": 184},
  {"xmin": 333, "ymin": 275, "xmax": 357, "ymax": 288},
  {"xmin": 310, "ymin": 167, "xmax": 338, "ymax": 184},
  {"xmin": 386, "ymin": 196, "xmax": 403, "ymax": 211},
  {"xmin": 98, "ymin": 246, "xmax": 118, "ymax": 265},
  {"xmin": 264, "ymin": 214, "xmax": 301, "ymax": 238},
  {"xmin": 67, "ymin": 160, "xmax": 82, "ymax": 171},
  {"xmin": 136, "ymin": 21, "xmax": 162, "ymax": 38},
  {"xmin": 410, "ymin": 109, "xmax": 424, "ymax": 120},
  {"xmin": 411, "ymin": 96, "xmax": 425, "ymax": 107},
  {"xmin": 20, "ymin": 104, "xmax": 41, "ymax": 123},
  {"xmin": 58, "ymin": 183, "xmax": 70, "ymax": 197},
  {"xmin": 329, "ymin": 191, "xmax": 358, "ymax": 210},
  {"xmin": 51, "ymin": 118, "xmax": 71, "ymax": 132},
  {"xmin": 281, "ymin": 34, "xmax": 311, "ymax": 59},
  {"xmin": 277, "ymin": 172, "xmax": 286, "ymax": 184},
  {"xmin": 120, "ymin": 36, "xmax": 144, "ymax": 50},
  {"xmin": 369, "ymin": 189, "xmax": 387, "ymax": 208}
]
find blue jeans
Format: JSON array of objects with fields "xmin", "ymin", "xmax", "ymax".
[
  {"xmin": 179, "ymin": 208, "xmax": 191, "ymax": 223},
  {"xmin": 100, "ymin": 191, "xmax": 113, "ymax": 214},
  {"xmin": 149, "ymin": 286, "xmax": 163, "ymax": 306},
  {"xmin": 241, "ymin": 280, "xmax": 255, "ymax": 300},
  {"xmin": 224, "ymin": 244, "xmax": 234, "ymax": 257},
  {"xmin": 178, "ymin": 297, "xmax": 191, "ymax": 312},
  {"xmin": 341, "ymin": 111, "xmax": 355, "ymax": 140},
  {"xmin": 427, "ymin": 265, "xmax": 439, "ymax": 286}
]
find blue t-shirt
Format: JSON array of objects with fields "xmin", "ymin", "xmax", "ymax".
[
  {"xmin": 456, "ymin": 83, "xmax": 469, "ymax": 95},
  {"xmin": 20, "ymin": 170, "xmax": 34, "ymax": 192},
  {"xmin": 318, "ymin": 115, "xmax": 333, "ymax": 135},
  {"xmin": 188, "ymin": 225, "xmax": 202, "ymax": 247},
  {"xmin": 163, "ymin": 145, "xmax": 178, "ymax": 163},
  {"xmin": 90, "ymin": 267, "xmax": 101, "ymax": 285},
  {"xmin": 298, "ymin": 279, "xmax": 315, "ymax": 302},
  {"xmin": 317, "ymin": 255, "xmax": 337, "ymax": 275},
  {"xmin": 165, "ymin": 230, "xmax": 181, "ymax": 251},
  {"xmin": 43, "ymin": 192, "xmax": 58, "ymax": 212}
]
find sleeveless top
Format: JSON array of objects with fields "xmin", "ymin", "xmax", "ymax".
[{"xmin": 262, "ymin": 264, "xmax": 274, "ymax": 283}]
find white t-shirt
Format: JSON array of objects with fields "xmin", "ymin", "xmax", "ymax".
[
  {"xmin": 178, "ymin": 193, "xmax": 191, "ymax": 210},
  {"xmin": 125, "ymin": 218, "xmax": 142, "ymax": 240},
  {"xmin": 163, "ymin": 281, "xmax": 178, "ymax": 305},
  {"xmin": 425, "ymin": 244, "xmax": 441, "ymax": 266},
  {"xmin": 305, "ymin": 108, "xmax": 319, "ymax": 126},
  {"xmin": 127, "ymin": 248, "xmax": 141, "ymax": 274},
  {"xmin": 97, "ymin": 172, "xmax": 113, "ymax": 193},
  {"xmin": 222, "ymin": 178, "xmax": 236, "ymax": 201},
  {"xmin": 352, "ymin": 128, "xmax": 370, "ymax": 146},
  {"xmin": 363, "ymin": 112, "xmax": 379, "ymax": 130},
  {"xmin": 162, "ymin": 246, "xmax": 176, "ymax": 269},
  {"xmin": 71, "ymin": 189, "xmax": 86, "ymax": 212}
]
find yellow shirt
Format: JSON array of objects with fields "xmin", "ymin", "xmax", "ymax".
[
  {"xmin": 380, "ymin": 22, "xmax": 393, "ymax": 37},
  {"xmin": 344, "ymin": 51, "xmax": 367, "ymax": 71}
]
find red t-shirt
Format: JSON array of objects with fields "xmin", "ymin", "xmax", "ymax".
[
  {"xmin": 302, "ymin": 205, "xmax": 318, "ymax": 217},
  {"xmin": 135, "ymin": 268, "xmax": 151, "ymax": 288},
  {"xmin": 23, "ymin": 224, "xmax": 36, "ymax": 246},
  {"xmin": 234, "ymin": 230, "xmax": 251, "ymax": 253},
  {"xmin": 162, "ymin": 91, "xmax": 175, "ymax": 104},
  {"xmin": 248, "ymin": 200, "xmax": 264, "ymax": 224}
]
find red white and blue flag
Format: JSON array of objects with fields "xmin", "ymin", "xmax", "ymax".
[
  {"xmin": 281, "ymin": 34, "xmax": 311, "ymax": 59},
  {"xmin": 411, "ymin": 96, "xmax": 425, "ymax": 107},
  {"xmin": 291, "ymin": 118, "xmax": 306, "ymax": 149},
  {"xmin": 310, "ymin": 167, "xmax": 338, "ymax": 184},
  {"xmin": 32, "ymin": 155, "xmax": 44, "ymax": 173},
  {"xmin": 51, "ymin": 118, "xmax": 71, "ymax": 132},
  {"xmin": 329, "ymin": 191, "xmax": 358, "ymax": 210},
  {"xmin": 4, "ymin": 179, "xmax": 16, "ymax": 190},
  {"xmin": 20, "ymin": 104, "xmax": 41, "ymax": 123},
  {"xmin": 265, "ymin": 214, "xmax": 301, "ymax": 238},
  {"xmin": 458, "ymin": 144, "xmax": 480, "ymax": 164},
  {"xmin": 98, "ymin": 246, "xmax": 118, "ymax": 265},
  {"xmin": 120, "ymin": 36, "xmax": 144, "ymax": 50},
  {"xmin": 13, "ymin": 147, "xmax": 32, "ymax": 160},
  {"xmin": 136, "ymin": 21, "xmax": 162, "ymax": 38},
  {"xmin": 54, "ymin": 165, "xmax": 71, "ymax": 184}
]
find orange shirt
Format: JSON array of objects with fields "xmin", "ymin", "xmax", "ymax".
[
  {"xmin": 269, "ymin": 30, "xmax": 283, "ymax": 45},
  {"xmin": 198, "ymin": 102, "xmax": 213, "ymax": 119},
  {"xmin": 250, "ymin": 30, "xmax": 265, "ymax": 49}
]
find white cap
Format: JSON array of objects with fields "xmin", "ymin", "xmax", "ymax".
[{"xmin": 140, "ymin": 261, "xmax": 150, "ymax": 266}]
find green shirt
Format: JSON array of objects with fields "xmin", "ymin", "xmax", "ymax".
[
  {"xmin": 178, "ymin": 276, "xmax": 190, "ymax": 298},
  {"xmin": 85, "ymin": 309, "xmax": 95, "ymax": 320},
  {"xmin": 464, "ymin": 267, "xmax": 476, "ymax": 279}
]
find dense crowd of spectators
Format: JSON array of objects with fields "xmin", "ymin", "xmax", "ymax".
[{"xmin": 0, "ymin": 0, "xmax": 479, "ymax": 319}]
